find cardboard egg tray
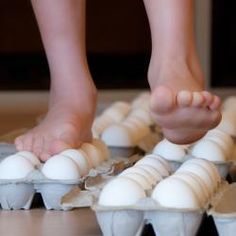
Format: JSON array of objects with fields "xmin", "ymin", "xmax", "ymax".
[
  {"xmin": 208, "ymin": 183, "xmax": 236, "ymax": 236},
  {"xmin": 92, "ymin": 182, "xmax": 230, "ymax": 236},
  {"xmin": 0, "ymin": 143, "xmax": 133, "ymax": 211}
]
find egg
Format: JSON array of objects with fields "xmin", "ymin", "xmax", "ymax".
[
  {"xmin": 217, "ymin": 110, "xmax": 236, "ymax": 136},
  {"xmin": 101, "ymin": 124, "xmax": 135, "ymax": 147},
  {"xmin": 145, "ymin": 154, "xmax": 172, "ymax": 173},
  {"xmin": 92, "ymin": 138, "xmax": 110, "ymax": 160},
  {"xmin": 177, "ymin": 163, "xmax": 216, "ymax": 194},
  {"xmin": 81, "ymin": 143, "xmax": 103, "ymax": 168},
  {"xmin": 17, "ymin": 151, "xmax": 41, "ymax": 167},
  {"xmin": 152, "ymin": 139, "xmax": 186, "ymax": 161},
  {"xmin": 136, "ymin": 164, "xmax": 162, "ymax": 183},
  {"xmin": 223, "ymin": 96, "xmax": 236, "ymax": 111},
  {"xmin": 152, "ymin": 177, "xmax": 201, "ymax": 209},
  {"xmin": 175, "ymin": 171, "xmax": 210, "ymax": 199},
  {"xmin": 203, "ymin": 129, "xmax": 234, "ymax": 158},
  {"xmin": 42, "ymin": 155, "xmax": 80, "ymax": 180},
  {"xmin": 61, "ymin": 149, "xmax": 90, "ymax": 176},
  {"xmin": 92, "ymin": 116, "xmax": 113, "ymax": 135},
  {"xmin": 191, "ymin": 139, "xmax": 226, "ymax": 162},
  {"xmin": 121, "ymin": 173, "xmax": 152, "ymax": 190},
  {"xmin": 0, "ymin": 155, "xmax": 35, "ymax": 179},
  {"xmin": 122, "ymin": 118, "xmax": 150, "ymax": 143},
  {"xmin": 185, "ymin": 158, "xmax": 221, "ymax": 186},
  {"xmin": 128, "ymin": 109, "xmax": 153, "ymax": 126},
  {"xmin": 119, "ymin": 166, "xmax": 156, "ymax": 185},
  {"xmin": 98, "ymin": 177, "xmax": 146, "ymax": 206},
  {"xmin": 108, "ymin": 101, "xmax": 131, "ymax": 115},
  {"xmin": 135, "ymin": 157, "xmax": 169, "ymax": 177},
  {"xmin": 172, "ymin": 173, "xmax": 207, "ymax": 206}
]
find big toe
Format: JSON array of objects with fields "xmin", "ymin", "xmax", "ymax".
[{"xmin": 150, "ymin": 85, "xmax": 176, "ymax": 114}]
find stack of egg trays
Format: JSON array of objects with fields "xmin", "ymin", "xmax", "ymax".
[
  {"xmin": 0, "ymin": 143, "xmax": 118, "ymax": 211},
  {"xmin": 164, "ymin": 154, "xmax": 234, "ymax": 179},
  {"xmin": 208, "ymin": 183, "xmax": 236, "ymax": 236},
  {"xmin": 93, "ymin": 182, "xmax": 228, "ymax": 236}
]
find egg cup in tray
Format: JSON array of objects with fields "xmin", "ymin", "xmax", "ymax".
[
  {"xmin": 92, "ymin": 182, "xmax": 228, "ymax": 236},
  {"xmin": 207, "ymin": 183, "xmax": 236, "ymax": 236}
]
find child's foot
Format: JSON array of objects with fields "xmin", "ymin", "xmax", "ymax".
[
  {"xmin": 15, "ymin": 81, "xmax": 97, "ymax": 161},
  {"xmin": 148, "ymin": 60, "xmax": 222, "ymax": 144}
]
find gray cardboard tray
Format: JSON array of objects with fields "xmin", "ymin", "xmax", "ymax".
[
  {"xmin": 208, "ymin": 183, "xmax": 236, "ymax": 236},
  {"xmin": 0, "ymin": 143, "xmax": 137, "ymax": 210}
]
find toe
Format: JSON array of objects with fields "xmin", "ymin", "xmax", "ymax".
[
  {"xmin": 49, "ymin": 139, "xmax": 72, "ymax": 155},
  {"xmin": 22, "ymin": 133, "xmax": 34, "ymax": 151},
  {"xmin": 209, "ymin": 95, "xmax": 221, "ymax": 110},
  {"xmin": 202, "ymin": 91, "xmax": 214, "ymax": 107},
  {"xmin": 150, "ymin": 86, "xmax": 176, "ymax": 114},
  {"xmin": 40, "ymin": 152, "xmax": 51, "ymax": 162},
  {"xmin": 192, "ymin": 92, "xmax": 205, "ymax": 107},
  {"xmin": 15, "ymin": 136, "xmax": 24, "ymax": 150},
  {"xmin": 32, "ymin": 135, "xmax": 43, "ymax": 157},
  {"xmin": 177, "ymin": 90, "xmax": 192, "ymax": 107}
]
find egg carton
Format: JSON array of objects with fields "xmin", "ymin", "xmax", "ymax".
[
  {"xmin": 208, "ymin": 183, "xmax": 236, "ymax": 236},
  {"xmin": 0, "ymin": 143, "xmax": 141, "ymax": 210},
  {"xmin": 92, "ymin": 181, "xmax": 228, "ymax": 236},
  {"xmin": 0, "ymin": 143, "xmax": 130, "ymax": 210}
]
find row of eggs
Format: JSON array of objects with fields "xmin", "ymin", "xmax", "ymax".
[
  {"xmin": 0, "ymin": 139, "xmax": 110, "ymax": 180},
  {"xmin": 99, "ymin": 153, "xmax": 171, "ymax": 206},
  {"xmin": 93, "ymin": 93, "xmax": 153, "ymax": 147},
  {"xmin": 99, "ymin": 158, "xmax": 221, "ymax": 209},
  {"xmin": 153, "ymin": 128, "xmax": 234, "ymax": 162}
]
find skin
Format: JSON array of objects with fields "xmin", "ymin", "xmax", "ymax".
[{"xmin": 15, "ymin": 0, "xmax": 221, "ymax": 161}]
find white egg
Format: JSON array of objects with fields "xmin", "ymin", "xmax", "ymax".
[
  {"xmin": 153, "ymin": 139, "xmax": 186, "ymax": 161},
  {"xmin": 217, "ymin": 110, "xmax": 236, "ymax": 136},
  {"xmin": 81, "ymin": 143, "xmax": 103, "ymax": 168},
  {"xmin": 191, "ymin": 139, "xmax": 226, "ymax": 162},
  {"xmin": 203, "ymin": 129, "xmax": 234, "ymax": 159},
  {"xmin": 175, "ymin": 171, "xmax": 210, "ymax": 199},
  {"xmin": 17, "ymin": 151, "xmax": 41, "ymax": 167},
  {"xmin": 98, "ymin": 177, "xmax": 146, "ymax": 206},
  {"xmin": 101, "ymin": 124, "xmax": 135, "ymax": 147},
  {"xmin": 152, "ymin": 177, "xmax": 201, "ymax": 209},
  {"xmin": 177, "ymin": 163, "xmax": 216, "ymax": 194},
  {"xmin": 121, "ymin": 173, "xmax": 152, "ymax": 190},
  {"xmin": 223, "ymin": 96, "xmax": 236, "ymax": 111},
  {"xmin": 0, "ymin": 155, "xmax": 34, "ymax": 179},
  {"xmin": 145, "ymin": 154, "xmax": 172, "ymax": 173},
  {"xmin": 42, "ymin": 155, "xmax": 80, "ymax": 180},
  {"xmin": 61, "ymin": 149, "xmax": 90, "ymax": 176},
  {"xmin": 136, "ymin": 164, "xmax": 162, "ymax": 183},
  {"xmin": 128, "ymin": 109, "xmax": 153, "ymax": 126},
  {"xmin": 135, "ymin": 157, "xmax": 169, "ymax": 177},
  {"xmin": 122, "ymin": 119, "xmax": 150, "ymax": 143},
  {"xmin": 172, "ymin": 173, "xmax": 207, "ymax": 206},
  {"xmin": 92, "ymin": 138, "xmax": 110, "ymax": 160},
  {"xmin": 119, "ymin": 166, "xmax": 156, "ymax": 185},
  {"xmin": 185, "ymin": 158, "xmax": 221, "ymax": 186},
  {"xmin": 92, "ymin": 116, "xmax": 114, "ymax": 136}
]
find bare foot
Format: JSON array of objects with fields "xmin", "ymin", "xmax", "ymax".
[
  {"xmin": 148, "ymin": 60, "xmax": 222, "ymax": 144},
  {"xmin": 15, "ymin": 83, "xmax": 97, "ymax": 161}
]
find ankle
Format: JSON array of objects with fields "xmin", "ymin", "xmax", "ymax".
[{"xmin": 148, "ymin": 52, "xmax": 204, "ymax": 90}]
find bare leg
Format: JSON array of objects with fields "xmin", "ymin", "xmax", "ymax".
[
  {"xmin": 143, "ymin": 0, "xmax": 221, "ymax": 144},
  {"xmin": 15, "ymin": 0, "xmax": 97, "ymax": 161}
]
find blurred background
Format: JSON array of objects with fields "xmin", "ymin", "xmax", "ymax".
[{"xmin": 0, "ymin": 0, "xmax": 235, "ymax": 90}]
